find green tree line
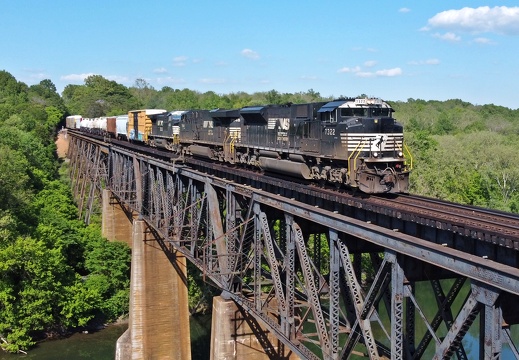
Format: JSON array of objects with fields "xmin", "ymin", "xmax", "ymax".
[
  {"xmin": 392, "ymin": 99, "xmax": 519, "ymax": 211},
  {"xmin": 0, "ymin": 71, "xmax": 130, "ymax": 352}
]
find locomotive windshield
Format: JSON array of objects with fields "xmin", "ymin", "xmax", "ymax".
[
  {"xmin": 340, "ymin": 107, "xmax": 391, "ymax": 117},
  {"xmin": 340, "ymin": 108, "xmax": 368, "ymax": 117},
  {"xmin": 370, "ymin": 107, "xmax": 392, "ymax": 117}
]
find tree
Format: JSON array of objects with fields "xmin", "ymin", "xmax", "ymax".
[
  {"xmin": 265, "ymin": 89, "xmax": 283, "ymax": 104},
  {"xmin": 62, "ymin": 75, "xmax": 140, "ymax": 117},
  {"xmin": 28, "ymin": 79, "xmax": 66, "ymax": 115},
  {"xmin": 0, "ymin": 236, "xmax": 71, "ymax": 352},
  {"xmin": 0, "ymin": 145, "xmax": 31, "ymax": 213},
  {"xmin": 129, "ymin": 78, "xmax": 156, "ymax": 108}
]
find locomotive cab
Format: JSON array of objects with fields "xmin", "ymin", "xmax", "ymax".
[{"xmin": 314, "ymin": 98, "xmax": 411, "ymax": 193}]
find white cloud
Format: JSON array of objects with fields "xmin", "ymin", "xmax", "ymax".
[
  {"xmin": 301, "ymin": 75, "xmax": 318, "ymax": 80},
  {"xmin": 106, "ymin": 75, "xmax": 130, "ymax": 84},
  {"xmin": 433, "ymin": 32, "xmax": 461, "ymax": 42},
  {"xmin": 337, "ymin": 66, "xmax": 361, "ymax": 73},
  {"xmin": 473, "ymin": 37, "xmax": 495, "ymax": 44},
  {"xmin": 409, "ymin": 59, "xmax": 440, "ymax": 65},
  {"xmin": 425, "ymin": 58, "xmax": 440, "ymax": 65},
  {"xmin": 61, "ymin": 73, "xmax": 97, "ymax": 82},
  {"xmin": 399, "ymin": 8, "xmax": 411, "ymax": 13},
  {"xmin": 173, "ymin": 56, "xmax": 189, "ymax": 67},
  {"xmin": 26, "ymin": 72, "xmax": 47, "ymax": 81},
  {"xmin": 427, "ymin": 6, "xmax": 519, "ymax": 35},
  {"xmin": 356, "ymin": 72, "xmax": 375, "ymax": 78},
  {"xmin": 374, "ymin": 68, "xmax": 402, "ymax": 77},
  {"xmin": 157, "ymin": 76, "xmax": 186, "ymax": 85},
  {"xmin": 153, "ymin": 67, "xmax": 168, "ymax": 74},
  {"xmin": 241, "ymin": 48, "xmax": 260, "ymax": 60},
  {"xmin": 364, "ymin": 60, "xmax": 377, "ymax": 67},
  {"xmin": 340, "ymin": 67, "xmax": 402, "ymax": 78}
]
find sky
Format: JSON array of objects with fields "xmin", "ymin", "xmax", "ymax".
[{"xmin": 2, "ymin": 1, "xmax": 519, "ymax": 109}]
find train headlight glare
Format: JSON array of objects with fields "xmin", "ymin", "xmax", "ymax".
[
  {"xmin": 373, "ymin": 152, "xmax": 378, "ymax": 158},
  {"xmin": 398, "ymin": 151, "xmax": 403, "ymax": 157}
]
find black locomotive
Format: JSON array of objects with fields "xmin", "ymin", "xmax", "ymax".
[{"xmin": 146, "ymin": 97, "xmax": 411, "ymax": 194}]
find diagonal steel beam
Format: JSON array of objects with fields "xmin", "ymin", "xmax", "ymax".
[
  {"xmin": 337, "ymin": 240, "xmax": 379, "ymax": 359},
  {"xmin": 293, "ymin": 222, "xmax": 331, "ymax": 357}
]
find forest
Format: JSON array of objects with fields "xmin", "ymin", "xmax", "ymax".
[{"xmin": 1, "ymin": 69, "xmax": 519, "ymax": 352}]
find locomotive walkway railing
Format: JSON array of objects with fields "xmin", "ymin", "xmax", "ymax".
[{"xmin": 67, "ymin": 132, "xmax": 519, "ymax": 360}]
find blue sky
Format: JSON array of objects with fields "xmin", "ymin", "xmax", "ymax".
[{"xmin": 2, "ymin": 1, "xmax": 519, "ymax": 109}]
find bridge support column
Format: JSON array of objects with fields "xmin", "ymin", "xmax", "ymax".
[
  {"xmin": 101, "ymin": 189, "xmax": 133, "ymax": 246},
  {"xmin": 116, "ymin": 219, "xmax": 191, "ymax": 360},
  {"xmin": 210, "ymin": 296, "xmax": 297, "ymax": 360}
]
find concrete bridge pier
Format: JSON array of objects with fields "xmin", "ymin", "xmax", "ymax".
[
  {"xmin": 101, "ymin": 189, "xmax": 133, "ymax": 247},
  {"xmin": 210, "ymin": 296, "xmax": 298, "ymax": 360},
  {"xmin": 101, "ymin": 190, "xmax": 191, "ymax": 360}
]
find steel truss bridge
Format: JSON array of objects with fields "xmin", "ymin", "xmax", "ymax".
[{"xmin": 67, "ymin": 132, "xmax": 519, "ymax": 360}]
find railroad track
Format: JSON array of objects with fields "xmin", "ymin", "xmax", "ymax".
[{"xmin": 391, "ymin": 194, "xmax": 519, "ymax": 240}]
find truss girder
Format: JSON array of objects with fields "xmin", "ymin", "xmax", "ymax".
[
  {"xmin": 258, "ymin": 211, "xmax": 287, "ymax": 316},
  {"xmin": 293, "ymin": 222, "xmax": 331, "ymax": 356},
  {"xmin": 67, "ymin": 138, "xmax": 108, "ymax": 224},
  {"xmin": 337, "ymin": 239, "xmax": 379, "ymax": 359},
  {"xmin": 66, "ymin": 135, "xmax": 519, "ymax": 360}
]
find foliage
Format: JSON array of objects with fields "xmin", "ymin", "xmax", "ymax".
[
  {"xmin": 0, "ymin": 236, "xmax": 70, "ymax": 351},
  {"xmin": 62, "ymin": 75, "xmax": 140, "ymax": 117},
  {"xmin": 390, "ymin": 99, "xmax": 519, "ymax": 211},
  {"xmin": 187, "ymin": 262, "xmax": 218, "ymax": 315},
  {"xmin": 0, "ymin": 71, "xmax": 131, "ymax": 352}
]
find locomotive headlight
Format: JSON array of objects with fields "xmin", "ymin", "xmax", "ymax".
[
  {"xmin": 373, "ymin": 152, "xmax": 379, "ymax": 158},
  {"xmin": 398, "ymin": 151, "xmax": 403, "ymax": 157}
]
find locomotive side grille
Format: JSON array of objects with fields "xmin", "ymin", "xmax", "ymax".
[
  {"xmin": 229, "ymin": 127, "xmax": 241, "ymax": 140},
  {"xmin": 341, "ymin": 133, "xmax": 404, "ymax": 151}
]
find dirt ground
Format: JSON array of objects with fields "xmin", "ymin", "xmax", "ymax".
[{"xmin": 55, "ymin": 130, "xmax": 69, "ymax": 159}]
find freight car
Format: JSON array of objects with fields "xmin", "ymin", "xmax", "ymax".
[
  {"xmin": 105, "ymin": 115, "xmax": 128, "ymax": 140},
  {"xmin": 65, "ymin": 115, "xmax": 82, "ymax": 129},
  {"xmin": 128, "ymin": 109, "xmax": 167, "ymax": 142}
]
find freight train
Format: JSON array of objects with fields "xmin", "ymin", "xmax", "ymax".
[{"xmin": 65, "ymin": 97, "xmax": 412, "ymax": 193}]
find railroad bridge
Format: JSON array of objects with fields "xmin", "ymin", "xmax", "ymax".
[{"xmin": 65, "ymin": 131, "xmax": 519, "ymax": 360}]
